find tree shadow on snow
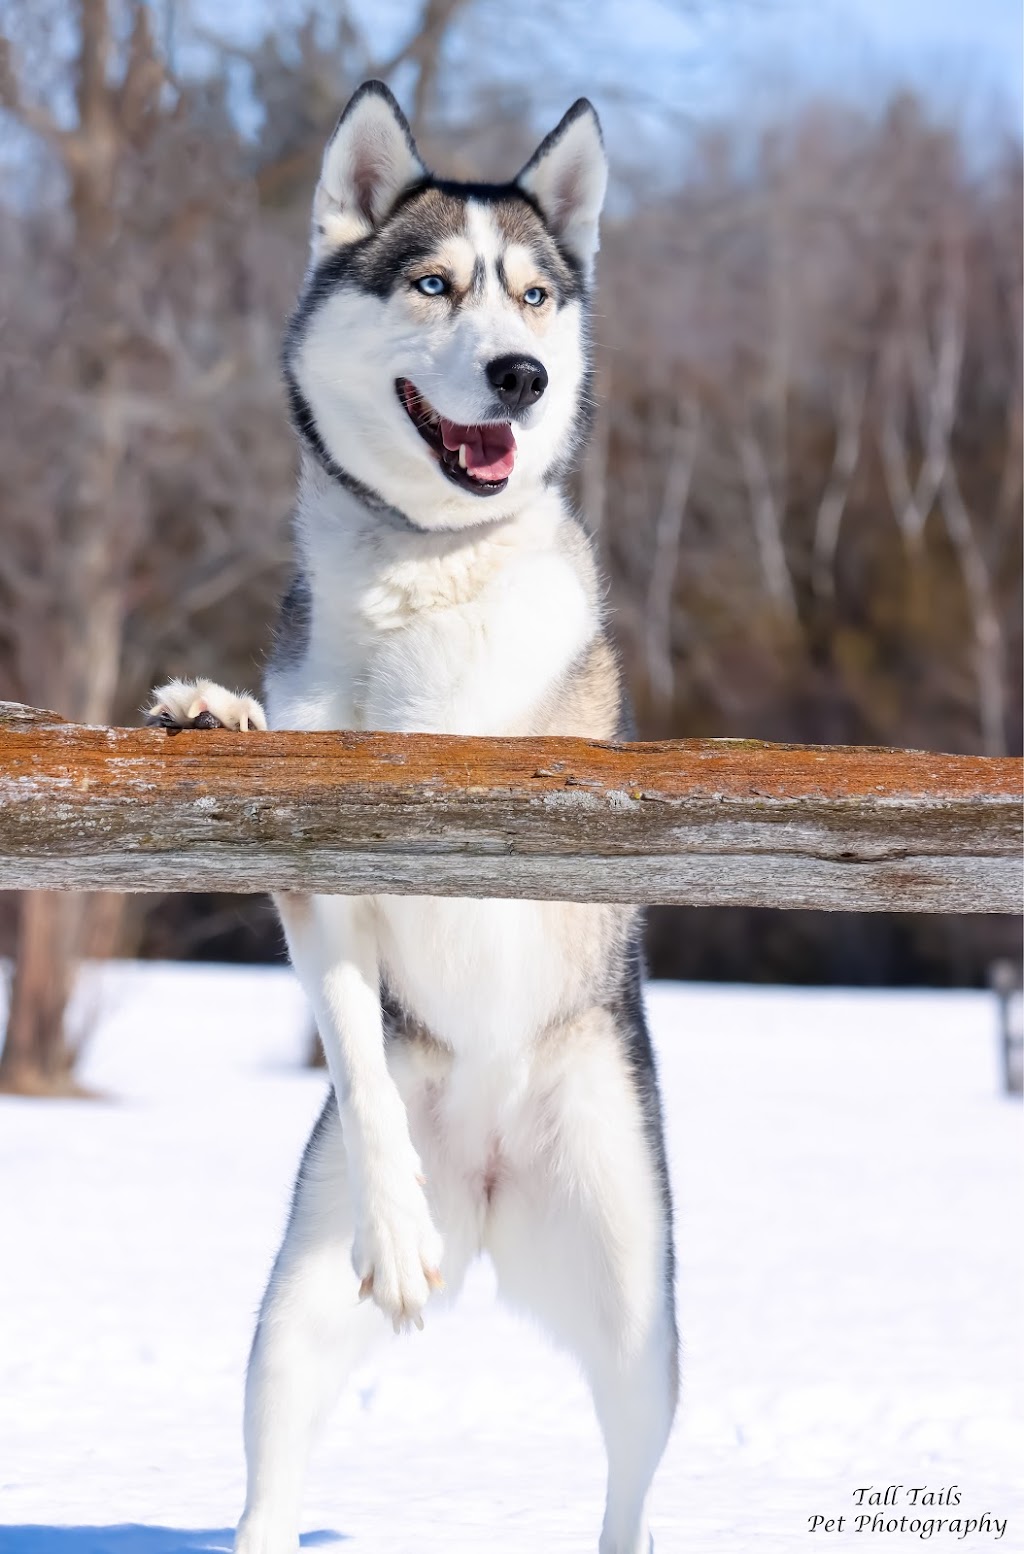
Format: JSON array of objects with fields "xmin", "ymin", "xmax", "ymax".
[{"xmin": 0, "ymin": 1531, "xmax": 345, "ymax": 1553}]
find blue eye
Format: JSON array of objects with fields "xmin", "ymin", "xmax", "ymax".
[
  {"xmin": 523, "ymin": 286, "xmax": 547, "ymax": 307},
  {"xmin": 416, "ymin": 275, "xmax": 447, "ymax": 296}
]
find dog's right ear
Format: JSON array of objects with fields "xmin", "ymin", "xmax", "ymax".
[{"xmin": 311, "ymin": 82, "xmax": 425, "ymax": 260}]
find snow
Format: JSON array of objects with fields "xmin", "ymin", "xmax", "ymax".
[{"xmin": 0, "ymin": 966, "xmax": 1021, "ymax": 1554}]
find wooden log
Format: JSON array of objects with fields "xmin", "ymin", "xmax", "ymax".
[{"xmin": 0, "ymin": 702, "xmax": 1020, "ymax": 912}]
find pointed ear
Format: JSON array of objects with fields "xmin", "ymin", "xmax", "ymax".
[
  {"xmin": 311, "ymin": 81, "xmax": 425, "ymax": 259},
  {"xmin": 516, "ymin": 100, "xmax": 608, "ymax": 276}
]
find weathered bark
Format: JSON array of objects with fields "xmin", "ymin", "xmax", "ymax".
[{"xmin": 0, "ymin": 704, "xmax": 1019, "ymax": 914}]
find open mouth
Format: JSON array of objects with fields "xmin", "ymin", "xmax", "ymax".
[{"xmin": 396, "ymin": 379, "xmax": 516, "ymax": 496}]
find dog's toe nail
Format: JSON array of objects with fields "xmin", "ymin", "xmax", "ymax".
[
  {"xmin": 358, "ymin": 1274, "xmax": 374, "ymax": 1300},
  {"xmin": 146, "ymin": 709, "xmax": 185, "ymax": 733}
]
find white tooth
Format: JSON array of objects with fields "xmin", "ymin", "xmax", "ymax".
[{"xmin": 458, "ymin": 444, "xmax": 468, "ymax": 469}]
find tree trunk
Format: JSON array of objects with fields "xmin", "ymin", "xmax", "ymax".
[
  {"xmin": 0, "ymin": 891, "xmax": 87, "ymax": 1095},
  {"xmin": 2, "ymin": 501, "xmax": 129, "ymax": 1094},
  {"xmin": 0, "ymin": 0, "xmax": 132, "ymax": 1096},
  {"xmin": 1, "ymin": 389, "xmax": 130, "ymax": 1095}
]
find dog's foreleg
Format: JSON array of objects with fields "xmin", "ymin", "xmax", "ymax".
[{"xmin": 275, "ymin": 893, "xmax": 444, "ymax": 1332}]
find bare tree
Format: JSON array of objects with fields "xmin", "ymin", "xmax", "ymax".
[
  {"xmin": 812, "ymin": 367, "xmax": 866, "ymax": 601},
  {"xmin": 645, "ymin": 396, "xmax": 701, "ymax": 716},
  {"xmin": 597, "ymin": 94, "xmax": 1020, "ymax": 762},
  {"xmin": 0, "ymin": 0, "xmax": 293, "ymax": 1092}
]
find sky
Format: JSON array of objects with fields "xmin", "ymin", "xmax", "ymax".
[
  {"xmin": 712, "ymin": 0, "xmax": 1023, "ymax": 125},
  {"xmin": 843, "ymin": 0, "xmax": 1021, "ymax": 84},
  {"xmin": 194, "ymin": 0, "xmax": 1024, "ymax": 130}
]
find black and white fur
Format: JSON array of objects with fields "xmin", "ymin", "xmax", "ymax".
[{"xmin": 149, "ymin": 82, "xmax": 678, "ymax": 1554}]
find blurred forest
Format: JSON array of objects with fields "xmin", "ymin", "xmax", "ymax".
[{"xmin": 0, "ymin": 0, "xmax": 1020, "ymax": 1091}]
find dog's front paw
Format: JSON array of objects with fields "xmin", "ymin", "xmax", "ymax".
[
  {"xmin": 145, "ymin": 678, "xmax": 267, "ymax": 732},
  {"xmin": 352, "ymin": 1167, "xmax": 445, "ymax": 1334}
]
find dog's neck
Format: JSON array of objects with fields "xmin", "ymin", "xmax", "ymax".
[
  {"xmin": 296, "ymin": 451, "xmax": 563, "ymax": 560},
  {"xmin": 293, "ymin": 452, "xmax": 568, "ymax": 640}
]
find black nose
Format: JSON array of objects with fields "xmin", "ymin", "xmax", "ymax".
[{"xmin": 486, "ymin": 355, "xmax": 548, "ymax": 413}]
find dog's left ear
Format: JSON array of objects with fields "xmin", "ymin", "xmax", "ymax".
[
  {"xmin": 517, "ymin": 100, "xmax": 608, "ymax": 277},
  {"xmin": 312, "ymin": 81, "xmax": 425, "ymax": 259}
]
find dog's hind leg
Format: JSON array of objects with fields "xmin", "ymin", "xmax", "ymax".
[
  {"xmin": 234, "ymin": 1096, "xmax": 386, "ymax": 1554},
  {"xmin": 486, "ymin": 1008, "xmax": 679, "ymax": 1554}
]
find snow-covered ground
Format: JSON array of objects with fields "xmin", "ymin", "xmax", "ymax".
[{"xmin": 0, "ymin": 966, "xmax": 1020, "ymax": 1554}]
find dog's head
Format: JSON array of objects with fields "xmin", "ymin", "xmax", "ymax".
[{"xmin": 285, "ymin": 82, "xmax": 607, "ymax": 531}]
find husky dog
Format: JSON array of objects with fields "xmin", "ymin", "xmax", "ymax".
[{"xmin": 148, "ymin": 82, "xmax": 677, "ymax": 1554}]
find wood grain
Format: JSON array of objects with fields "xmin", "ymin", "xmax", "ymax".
[{"xmin": 0, "ymin": 702, "xmax": 1020, "ymax": 911}]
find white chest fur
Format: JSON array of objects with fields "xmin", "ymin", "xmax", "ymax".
[
  {"xmin": 268, "ymin": 483, "xmax": 592, "ymax": 734},
  {"xmin": 265, "ymin": 481, "xmax": 599, "ymax": 1054}
]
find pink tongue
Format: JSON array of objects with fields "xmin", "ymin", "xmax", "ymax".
[{"xmin": 440, "ymin": 418, "xmax": 517, "ymax": 481}]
